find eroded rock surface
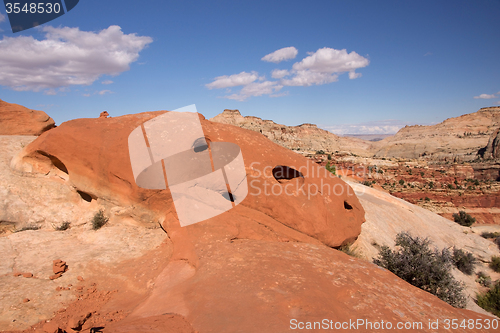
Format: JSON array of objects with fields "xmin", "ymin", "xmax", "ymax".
[{"xmin": 0, "ymin": 100, "xmax": 55, "ymax": 136}]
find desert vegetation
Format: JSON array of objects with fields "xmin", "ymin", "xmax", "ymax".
[
  {"xmin": 373, "ymin": 232, "xmax": 467, "ymax": 308},
  {"xmin": 452, "ymin": 211, "xmax": 476, "ymax": 227},
  {"xmin": 476, "ymin": 282, "xmax": 500, "ymax": 317},
  {"xmin": 92, "ymin": 209, "xmax": 109, "ymax": 230}
]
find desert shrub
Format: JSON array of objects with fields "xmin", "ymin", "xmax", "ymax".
[
  {"xmin": 425, "ymin": 197, "xmax": 430, "ymax": 202},
  {"xmin": 399, "ymin": 179, "xmax": 405, "ymax": 186},
  {"xmin": 362, "ymin": 180, "xmax": 372, "ymax": 187},
  {"xmin": 316, "ymin": 150, "xmax": 325, "ymax": 155},
  {"xmin": 373, "ymin": 232, "xmax": 466, "ymax": 308},
  {"xmin": 325, "ymin": 162, "xmax": 336, "ymax": 175},
  {"xmin": 452, "ymin": 211, "xmax": 476, "ymax": 227},
  {"xmin": 480, "ymin": 232, "xmax": 500, "ymax": 239},
  {"xmin": 327, "ymin": 154, "xmax": 332, "ymax": 160},
  {"xmin": 477, "ymin": 282, "xmax": 500, "ymax": 317},
  {"xmin": 476, "ymin": 271, "xmax": 492, "ymax": 288},
  {"xmin": 55, "ymin": 222, "xmax": 70, "ymax": 231},
  {"xmin": 490, "ymin": 256, "xmax": 500, "ymax": 273},
  {"xmin": 16, "ymin": 224, "xmax": 40, "ymax": 232},
  {"xmin": 451, "ymin": 247, "xmax": 476, "ymax": 275},
  {"xmin": 92, "ymin": 210, "xmax": 109, "ymax": 230}
]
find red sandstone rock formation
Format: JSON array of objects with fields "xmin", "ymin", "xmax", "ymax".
[
  {"xmin": 14, "ymin": 111, "xmax": 365, "ymax": 248},
  {"xmin": 0, "ymin": 99, "xmax": 55, "ymax": 135}
]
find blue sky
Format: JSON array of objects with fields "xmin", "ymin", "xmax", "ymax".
[{"xmin": 0, "ymin": 0, "xmax": 499, "ymax": 134}]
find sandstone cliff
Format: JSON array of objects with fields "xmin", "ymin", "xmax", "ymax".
[
  {"xmin": 0, "ymin": 99, "xmax": 55, "ymax": 135},
  {"xmin": 210, "ymin": 109, "xmax": 377, "ymax": 156},
  {"xmin": 481, "ymin": 127, "xmax": 500, "ymax": 160},
  {"xmin": 374, "ymin": 107, "xmax": 500, "ymax": 161}
]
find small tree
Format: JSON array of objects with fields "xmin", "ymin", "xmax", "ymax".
[
  {"xmin": 373, "ymin": 232, "xmax": 466, "ymax": 308},
  {"xmin": 452, "ymin": 211, "xmax": 475, "ymax": 227}
]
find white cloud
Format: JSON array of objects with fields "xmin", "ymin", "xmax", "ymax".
[
  {"xmin": 206, "ymin": 71, "xmax": 259, "ymax": 89},
  {"xmin": 271, "ymin": 69, "xmax": 289, "ymax": 79},
  {"xmin": 0, "ymin": 13, "xmax": 5, "ymax": 23},
  {"xmin": 286, "ymin": 47, "xmax": 369, "ymax": 85},
  {"xmin": 323, "ymin": 120, "xmax": 413, "ymax": 135},
  {"xmin": 206, "ymin": 47, "xmax": 368, "ymax": 100},
  {"xmin": 280, "ymin": 70, "xmax": 338, "ymax": 86},
  {"xmin": 261, "ymin": 47, "xmax": 298, "ymax": 63},
  {"xmin": 348, "ymin": 71, "xmax": 362, "ymax": 79},
  {"xmin": 98, "ymin": 89, "xmax": 113, "ymax": 95},
  {"xmin": 0, "ymin": 25, "xmax": 152, "ymax": 93},
  {"xmin": 102, "ymin": 80, "xmax": 113, "ymax": 85},
  {"xmin": 225, "ymin": 81, "xmax": 283, "ymax": 101},
  {"xmin": 474, "ymin": 93, "xmax": 496, "ymax": 99}
]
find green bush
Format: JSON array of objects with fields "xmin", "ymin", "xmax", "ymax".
[
  {"xmin": 490, "ymin": 256, "xmax": 500, "ymax": 273},
  {"xmin": 399, "ymin": 179, "xmax": 405, "ymax": 186},
  {"xmin": 92, "ymin": 209, "xmax": 109, "ymax": 230},
  {"xmin": 495, "ymin": 237, "xmax": 500, "ymax": 250},
  {"xmin": 362, "ymin": 180, "xmax": 372, "ymax": 187},
  {"xmin": 452, "ymin": 211, "xmax": 476, "ymax": 227},
  {"xmin": 476, "ymin": 271, "xmax": 492, "ymax": 288},
  {"xmin": 325, "ymin": 162, "xmax": 336, "ymax": 175},
  {"xmin": 477, "ymin": 282, "xmax": 500, "ymax": 317},
  {"xmin": 373, "ymin": 232, "xmax": 466, "ymax": 308},
  {"xmin": 480, "ymin": 232, "xmax": 500, "ymax": 239},
  {"xmin": 316, "ymin": 150, "xmax": 325, "ymax": 155},
  {"xmin": 451, "ymin": 247, "xmax": 476, "ymax": 275}
]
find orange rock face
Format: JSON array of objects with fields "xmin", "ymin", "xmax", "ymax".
[
  {"xmin": 15, "ymin": 111, "xmax": 365, "ymax": 248},
  {"xmin": 0, "ymin": 99, "xmax": 55, "ymax": 135}
]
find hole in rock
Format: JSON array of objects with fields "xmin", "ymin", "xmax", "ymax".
[
  {"xmin": 77, "ymin": 190, "xmax": 94, "ymax": 203},
  {"xmin": 222, "ymin": 191, "xmax": 235, "ymax": 202},
  {"xmin": 344, "ymin": 201, "xmax": 353, "ymax": 210},
  {"xmin": 272, "ymin": 166, "xmax": 304, "ymax": 182},
  {"xmin": 36, "ymin": 151, "xmax": 68, "ymax": 174},
  {"xmin": 193, "ymin": 137, "xmax": 210, "ymax": 153}
]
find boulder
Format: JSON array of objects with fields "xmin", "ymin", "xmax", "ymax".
[
  {"xmin": 13, "ymin": 111, "xmax": 365, "ymax": 248},
  {"xmin": 0, "ymin": 99, "xmax": 55, "ymax": 135}
]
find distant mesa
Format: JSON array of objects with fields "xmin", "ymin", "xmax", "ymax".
[{"xmin": 0, "ymin": 99, "xmax": 55, "ymax": 136}]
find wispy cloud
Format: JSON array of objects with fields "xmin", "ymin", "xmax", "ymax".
[
  {"xmin": 323, "ymin": 120, "xmax": 415, "ymax": 135},
  {"xmin": 424, "ymin": 52, "xmax": 432, "ymax": 56},
  {"xmin": 98, "ymin": 89, "xmax": 113, "ymax": 95},
  {"xmin": 206, "ymin": 47, "xmax": 369, "ymax": 100},
  {"xmin": 474, "ymin": 93, "xmax": 496, "ymax": 99},
  {"xmin": 101, "ymin": 80, "xmax": 113, "ymax": 85},
  {"xmin": 206, "ymin": 71, "xmax": 260, "ymax": 90},
  {"xmin": 0, "ymin": 13, "xmax": 5, "ymax": 23},
  {"xmin": 0, "ymin": 25, "xmax": 152, "ymax": 93},
  {"xmin": 225, "ymin": 81, "xmax": 282, "ymax": 101},
  {"xmin": 261, "ymin": 47, "xmax": 298, "ymax": 63}
]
